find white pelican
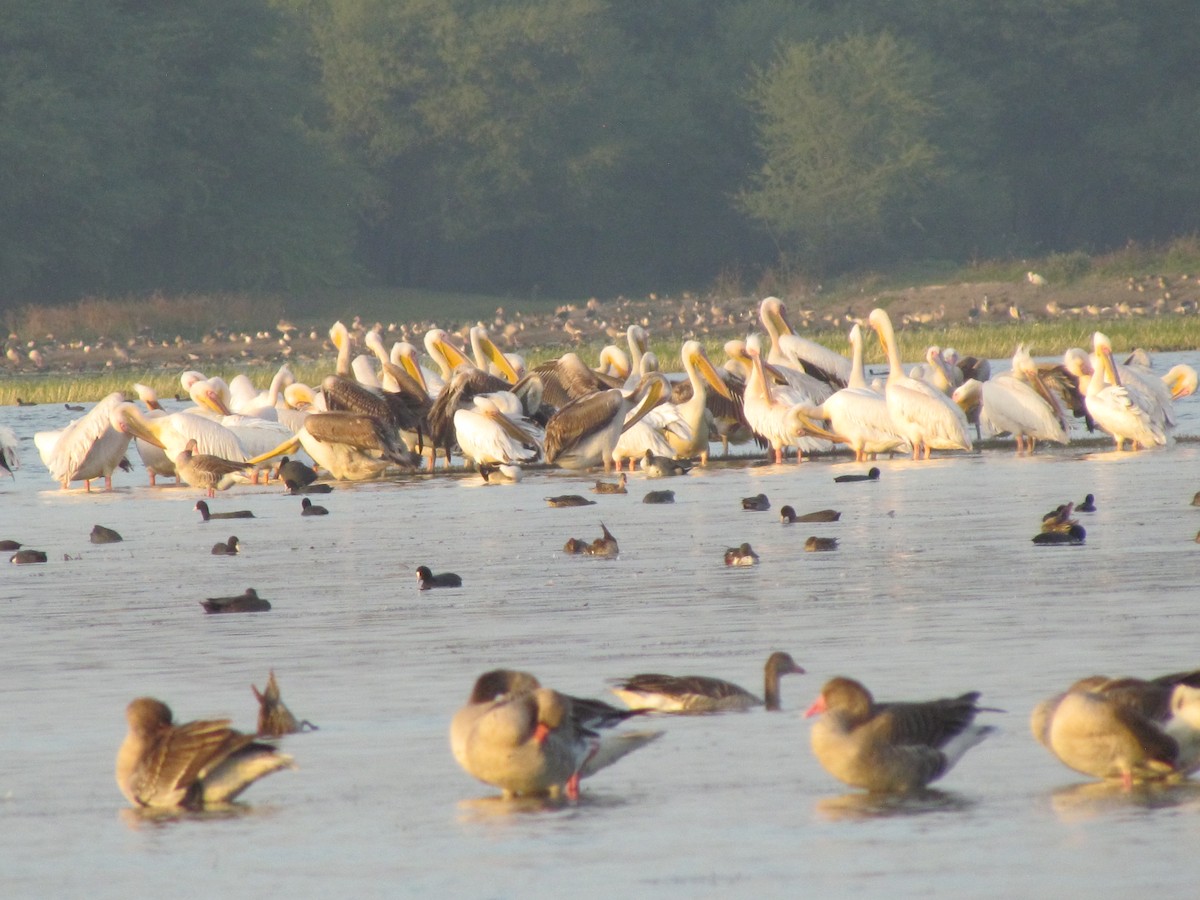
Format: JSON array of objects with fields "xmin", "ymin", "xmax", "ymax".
[
  {"xmin": 36, "ymin": 392, "xmax": 132, "ymax": 491},
  {"xmin": 1076, "ymin": 333, "xmax": 1167, "ymax": 450},
  {"xmin": 741, "ymin": 337, "xmax": 837, "ymax": 464},
  {"xmin": 469, "ymin": 325, "xmax": 521, "ymax": 383},
  {"xmin": 658, "ymin": 340, "xmax": 735, "ymax": 463},
  {"xmin": 130, "ymin": 384, "xmax": 177, "ymax": 485},
  {"xmin": 111, "ymin": 402, "xmax": 250, "ymax": 465},
  {"xmin": 249, "ymin": 410, "xmax": 417, "ymax": 481},
  {"xmin": 452, "ymin": 395, "xmax": 541, "ymax": 470},
  {"xmin": 972, "ymin": 345, "xmax": 1069, "ymax": 452},
  {"xmin": 793, "ymin": 324, "xmax": 909, "ymax": 462},
  {"xmin": 0, "ymin": 424, "xmax": 19, "ymax": 477},
  {"xmin": 759, "ymin": 296, "xmax": 851, "ymax": 390},
  {"xmin": 395, "ymin": 341, "xmax": 444, "ymax": 396},
  {"xmin": 531, "ymin": 352, "xmax": 624, "ymax": 408},
  {"xmin": 595, "ymin": 345, "xmax": 631, "ymax": 380},
  {"xmin": 544, "ymin": 372, "xmax": 671, "ymax": 471},
  {"xmin": 626, "ymin": 324, "xmax": 650, "ymax": 374},
  {"xmin": 867, "ymin": 308, "xmax": 973, "ymax": 460},
  {"xmin": 227, "ymin": 366, "xmax": 293, "ymax": 420}
]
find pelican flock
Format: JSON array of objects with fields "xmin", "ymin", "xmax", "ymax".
[{"xmin": 3, "ymin": 299, "xmax": 1200, "ymax": 816}]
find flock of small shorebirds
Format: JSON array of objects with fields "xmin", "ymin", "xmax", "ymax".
[{"xmin": 3, "ymin": 295, "xmax": 1199, "ymax": 808}]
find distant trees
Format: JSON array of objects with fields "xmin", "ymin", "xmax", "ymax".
[
  {"xmin": 2, "ymin": 0, "xmax": 1199, "ymax": 306},
  {"xmin": 737, "ymin": 33, "xmax": 942, "ymax": 272}
]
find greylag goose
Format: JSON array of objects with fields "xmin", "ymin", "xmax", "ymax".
[
  {"xmin": 611, "ymin": 651, "xmax": 805, "ymax": 713},
  {"xmin": 805, "ymin": 676, "xmax": 995, "ymax": 792},
  {"xmin": 116, "ymin": 696, "xmax": 293, "ymax": 808},
  {"xmin": 450, "ymin": 670, "xmax": 659, "ymax": 799},
  {"xmin": 1030, "ymin": 671, "xmax": 1200, "ymax": 786}
]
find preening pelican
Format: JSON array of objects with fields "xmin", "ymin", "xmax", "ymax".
[
  {"xmin": 453, "ymin": 395, "xmax": 541, "ymax": 470},
  {"xmin": 544, "ymin": 372, "xmax": 671, "ymax": 471},
  {"xmin": 130, "ymin": 384, "xmax": 176, "ymax": 485},
  {"xmin": 37, "ymin": 392, "xmax": 132, "ymax": 491},
  {"xmin": 759, "ymin": 297, "xmax": 851, "ymax": 391},
  {"xmin": 531, "ymin": 352, "xmax": 624, "ymax": 408},
  {"xmin": 469, "ymin": 326, "xmax": 521, "ymax": 383},
  {"xmin": 973, "ymin": 345, "xmax": 1069, "ymax": 452},
  {"xmin": 1077, "ymin": 333, "xmax": 1166, "ymax": 450},
  {"xmin": 741, "ymin": 337, "xmax": 838, "ymax": 464},
  {"xmin": 794, "ymin": 325, "xmax": 908, "ymax": 462},
  {"xmin": 111, "ymin": 402, "xmax": 250, "ymax": 464},
  {"xmin": 249, "ymin": 411, "xmax": 418, "ymax": 481},
  {"xmin": 868, "ymin": 308, "xmax": 972, "ymax": 460}
]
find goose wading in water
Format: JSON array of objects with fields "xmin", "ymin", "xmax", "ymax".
[
  {"xmin": 611, "ymin": 651, "xmax": 805, "ymax": 713},
  {"xmin": 805, "ymin": 676, "xmax": 995, "ymax": 793}
]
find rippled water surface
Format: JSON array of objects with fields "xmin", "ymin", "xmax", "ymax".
[{"xmin": 4, "ymin": 355, "xmax": 1200, "ymax": 898}]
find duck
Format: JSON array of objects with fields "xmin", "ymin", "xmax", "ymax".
[
  {"xmin": 211, "ymin": 536, "xmax": 240, "ymax": 556},
  {"xmin": 587, "ymin": 523, "xmax": 619, "ymax": 558},
  {"xmin": 90, "ymin": 525, "xmax": 123, "ymax": 544},
  {"xmin": 253, "ymin": 671, "xmax": 317, "ymax": 738},
  {"xmin": 116, "ymin": 696, "xmax": 293, "ymax": 808},
  {"xmin": 1077, "ymin": 493, "xmax": 1097, "ymax": 513},
  {"xmin": 643, "ymin": 490, "xmax": 675, "ymax": 504},
  {"xmin": 724, "ymin": 542, "xmax": 759, "ymax": 566},
  {"xmin": 194, "ymin": 500, "xmax": 255, "ymax": 521},
  {"xmin": 805, "ymin": 676, "xmax": 995, "ymax": 793},
  {"xmin": 545, "ymin": 494, "xmax": 595, "ymax": 508},
  {"xmin": 591, "ymin": 473, "xmax": 628, "ymax": 495},
  {"xmin": 641, "ymin": 449, "xmax": 692, "ymax": 477},
  {"xmin": 1032, "ymin": 524, "xmax": 1086, "ymax": 545},
  {"xmin": 300, "ymin": 498, "xmax": 329, "ymax": 517},
  {"xmin": 1031, "ymin": 671, "xmax": 1200, "ymax": 787},
  {"xmin": 285, "ymin": 479, "xmax": 333, "ymax": 495},
  {"xmin": 450, "ymin": 670, "xmax": 661, "ymax": 799},
  {"xmin": 805, "ymin": 536, "xmax": 839, "ymax": 552},
  {"xmin": 1041, "ymin": 502, "xmax": 1078, "ymax": 532},
  {"xmin": 0, "ymin": 539, "xmax": 22, "ymax": 551},
  {"xmin": 741, "ymin": 493, "xmax": 770, "ymax": 511},
  {"xmin": 200, "ymin": 588, "xmax": 271, "ymax": 613},
  {"xmin": 416, "ymin": 566, "xmax": 462, "ymax": 590},
  {"xmin": 611, "ymin": 651, "xmax": 805, "ymax": 713},
  {"xmin": 780, "ymin": 506, "xmax": 841, "ymax": 524},
  {"xmin": 10, "ymin": 549, "xmax": 47, "ymax": 565},
  {"xmin": 833, "ymin": 467, "xmax": 880, "ymax": 483}
]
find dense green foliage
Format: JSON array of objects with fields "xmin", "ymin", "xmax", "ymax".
[{"xmin": 3, "ymin": 1, "xmax": 1199, "ymax": 309}]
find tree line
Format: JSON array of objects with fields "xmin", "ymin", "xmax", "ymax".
[{"xmin": 3, "ymin": 0, "xmax": 1197, "ymax": 310}]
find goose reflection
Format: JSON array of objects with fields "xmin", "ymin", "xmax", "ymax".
[
  {"xmin": 815, "ymin": 787, "xmax": 975, "ymax": 821},
  {"xmin": 1047, "ymin": 779, "xmax": 1200, "ymax": 822}
]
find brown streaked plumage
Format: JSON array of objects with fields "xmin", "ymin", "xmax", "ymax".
[
  {"xmin": 116, "ymin": 696, "xmax": 294, "ymax": 808},
  {"xmin": 543, "ymin": 373, "xmax": 670, "ymax": 471},
  {"xmin": 533, "ymin": 352, "xmax": 624, "ymax": 409}
]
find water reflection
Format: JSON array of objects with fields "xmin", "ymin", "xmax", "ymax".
[
  {"xmin": 118, "ymin": 802, "xmax": 265, "ymax": 830},
  {"xmin": 1047, "ymin": 780, "xmax": 1200, "ymax": 821},
  {"xmin": 814, "ymin": 788, "xmax": 976, "ymax": 821},
  {"xmin": 455, "ymin": 792, "xmax": 629, "ymax": 823}
]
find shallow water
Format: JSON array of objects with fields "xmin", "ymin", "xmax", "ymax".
[{"xmin": 4, "ymin": 354, "xmax": 1200, "ymax": 898}]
